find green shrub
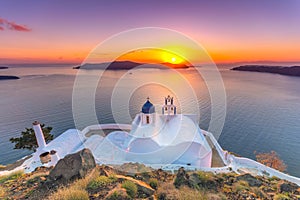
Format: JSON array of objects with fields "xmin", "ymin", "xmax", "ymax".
[
  {"xmin": 87, "ymin": 175, "xmax": 112, "ymax": 190},
  {"xmin": 108, "ymin": 174, "xmax": 118, "ymax": 182},
  {"xmin": 0, "ymin": 170, "xmax": 23, "ymax": 183},
  {"xmin": 121, "ymin": 180, "xmax": 137, "ymax": 198},
  {"xmin": 106, "ymin": 190, "xmax": 131, "ymax": 200},
  {"xmin": 10, "ymin": 123, "xmax": 53, "ymax": 152},
  {"xmin": 197, "ymin": 171, "xmax": 214, "ymax": 183},
  {"xmin": 269, "ymin": 176, "xmax": 280, "ymax": 182},
  {"xmin": 106, "ymin": 191, "xmax": 120, "ymax": 200},
  {"xmin": 149, "ymin": 178, "xmax": 158, "ymax": 189},
  {"xmin": 274, "ymin": 194, "xmax": 290, "ymax": 200}
]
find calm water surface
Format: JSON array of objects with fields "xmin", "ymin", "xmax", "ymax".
[{"xmin": 0, "ymin": 64, "xmax": 299, "ymax": 177}]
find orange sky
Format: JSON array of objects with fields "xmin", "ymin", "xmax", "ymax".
[{"xmin": 1, "ymin": 1, "xmax": 300, "ymax": 64}]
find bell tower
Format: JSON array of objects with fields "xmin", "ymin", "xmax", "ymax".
[{"xmin": 162, "ymin": 95, "xmax": 176, "ymax": 115}]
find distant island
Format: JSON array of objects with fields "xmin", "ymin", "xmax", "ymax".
[
  {"xmin": 0, "ymin": 66, "xmax": 9, "ymax": 70},
  {"xmin": 231, "ymin": 65, "xmax": 300, "ymax": 77},
  {"xmin": 0, "ymin": 76, "xmax": 20, "ymax": 80},
  {"xmin": 73, "ymin": 61, "xmax": 189, "ymax": 70}
]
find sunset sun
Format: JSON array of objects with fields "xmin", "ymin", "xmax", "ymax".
[
  {"xmin": 162, "ymin": 51, "xmax": 184, "ymax": 64},
  {"xmin": 171, "ymin": 57, "xmax": 177, "ymax": 63}
]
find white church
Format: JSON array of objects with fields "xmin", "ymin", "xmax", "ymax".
[
  {"xmin": 10, "ymin": 96, "xmax": 212, "ymax": 172},
  {"xmin": 91, "ymin": 96, "xmax": 212, "ymax": 167}
]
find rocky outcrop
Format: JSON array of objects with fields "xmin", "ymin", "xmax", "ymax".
[
  {"xmin": 174, "ymin": 168, "xmax": 220, "ymax": 190},
  {"xmin": 231, "ymin": 65, "xmax": 300, "ymax": 77},
  {"xmin": 49, "ymin": 148, "xmax": 96, "ymax": 183},
  {"xmin": 2, "ymin": 164, "xmax": 300, "ymax": 200},
  {"xmin": 174, "ymin": 167, "xmax": 192, "ymax": 188},
  {"xmin": 277, "ymin": 180, "xmax": 299, "ymax": 193},
  {"xmin": 236, "ymin": 173, "xmax": 262, "ymax": 187}
]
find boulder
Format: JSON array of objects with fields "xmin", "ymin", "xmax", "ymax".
[
  {"xmin": 236, "ymin": 173, "xmax": 262, "ymax": 187},
  {"xmin": 277, "ymin": 180, "xmax": 299, "ymax": 193},
  {"xmin": 49, "ymin": 148, "xmax": 96, "ymax": 182}
]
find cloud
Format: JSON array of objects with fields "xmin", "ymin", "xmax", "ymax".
[
  {"xmin": 0, "ymin": 18, "xmax": 5, "ymax": 24},
  {"xmin": 0, "ymin": 17, "xmax": 31, "ymax": 32},
  {"xmin": 7, "ymin": 21, "xmax": 31, "ymax": 31}
]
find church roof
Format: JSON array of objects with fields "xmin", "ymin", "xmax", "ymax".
[{"xmin": 142, "ymin": 99, "xmax": 155, "ymax": 114}]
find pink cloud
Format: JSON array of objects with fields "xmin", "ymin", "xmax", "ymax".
[
  {"xmin": 7, "ymin": 21, "xmax": 31, "ymax": 31},
  {"xmin": 0, "ymin": 18, "xmax": 5, "ymax": 24},
  {"xmin": 0, "ymin": 17, "xmax": 31, "ymax": 32},
  {"xmin": 0, "ymin": 26, "xmax": 4, "ymax": 31}
]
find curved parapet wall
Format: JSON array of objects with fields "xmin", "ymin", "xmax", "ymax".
[
  {"xmin": 202, "ymin": 129, "xmax": 300, "ymax": 186},
  {"xmin": 81, "ymin": 123, "xmax": 132, "ymax": 137},
  {"xmin": 230, "ymin": 156, "xmax": 300, "ymax": 185}
]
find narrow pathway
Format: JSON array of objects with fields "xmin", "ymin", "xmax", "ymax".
[{"xmin": 204, "ymin": 135, "xmax": 225, "ymax": 167}]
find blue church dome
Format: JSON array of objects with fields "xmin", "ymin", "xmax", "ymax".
[{"xmin": 142, "ymin": 99, "xmax": 155, "ymax": 114}]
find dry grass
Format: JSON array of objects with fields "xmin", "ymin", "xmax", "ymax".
[
  {"xmin": 274, "ymin": 193, "xmax": 290, "ymax": 200},
  {"xmin": 178, "ymin": 186, "xmax": 207, "ymax": 200},
  {"xmin": 0, "ymin": 185, "xmax": 7, "ymax": 198},
  {"xmin": 49, "ymin": 187, "xmax": 89, "ymax": 200},
  {"xmin": 157, "ymin": 182, "xmax": 180, "ymax": 199},
  {"xmin": 47, "ymin": 168, "xmax": 99, "ymax": 200},
  {"xmin": 206, "ymin": 193, "xmax": 227, "ymax": 200}
]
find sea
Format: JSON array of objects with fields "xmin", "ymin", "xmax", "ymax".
[{"xmin": 0, "ymin": 63, "xmax": 299, "ymax": 177}]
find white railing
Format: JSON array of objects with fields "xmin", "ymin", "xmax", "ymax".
[
  {"xmin": 231, "ymin": 156, "xmax": 300, "ymax": 185},
  {"xmin": 81, "ymin": 124, "xmax": 132, "ymax": 136},
  {"xmin": 201, "ymin": 129, "xmax": 300, "ymax": 186}
]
